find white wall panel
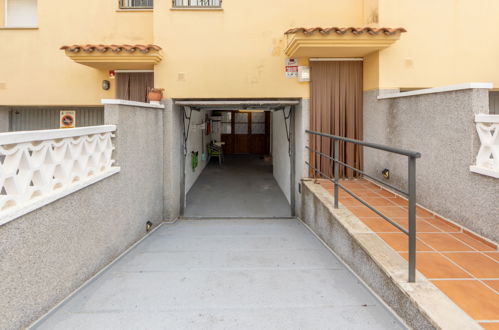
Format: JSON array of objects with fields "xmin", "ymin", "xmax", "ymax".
[{"xmin": 272, "ymin": 110, "xmax": 291, "ymax": 203}]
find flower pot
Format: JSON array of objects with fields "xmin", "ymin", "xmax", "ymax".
[{"xmin": 147, "ymin": 88, "xmax": 164, "ymax": 102}]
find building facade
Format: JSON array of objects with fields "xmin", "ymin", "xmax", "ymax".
[
  {"xmin": 1, "ymin": 2, "xmax": 499, "ymax": 329},
  {"xmin": 0, "ymin": 0, "xmax": 499, "ymax": 106},
  {"xmin": 1, "ymin": 0, "xmax": 498, "ymax": 242}
]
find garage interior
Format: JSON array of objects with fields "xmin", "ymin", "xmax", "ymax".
[{"xmin": 177, "ymin": 100, "xmax": 300, "ymax": 218}]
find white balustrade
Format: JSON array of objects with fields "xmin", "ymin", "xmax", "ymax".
[
  {"xmin": 470, "ymin": 114, "xmax": 499, "ymax": 179},
  {"xmin": 0, "ymin": 125, "xmax": 120, "ymax": 225}
]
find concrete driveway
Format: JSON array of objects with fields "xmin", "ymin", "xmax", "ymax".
[
  {"xmin": 32, "ymin": 219, "xmax": 406, "ymax": 330},
  {"xmin": 185, "ymin": 156, "xmax": 292, "ymax": 218}
]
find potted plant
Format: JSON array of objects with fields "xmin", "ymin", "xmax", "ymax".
[{"xmin": 147, "ymin": 88, "xmax": 164, "ymax": 103}]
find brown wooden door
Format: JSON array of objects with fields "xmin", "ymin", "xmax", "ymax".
[
  {"xmin": 221, "ymin": 111, "xmax": 270, "ymax": 155},
  {"xmin": 234, "ymin": 112, "xmax": 250, "ymax": 154}
]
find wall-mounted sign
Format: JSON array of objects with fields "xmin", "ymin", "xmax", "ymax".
[
  {"xmin": 60, "ymin": 111, "xmax": 76, "ymax": 129},
  {"xmin": 298, "ymin": 66, "xmax": 311, "ymax": 82},
  {"xmin": 286, "ymin": 58, "xmax": 299, "ymax": 78}
]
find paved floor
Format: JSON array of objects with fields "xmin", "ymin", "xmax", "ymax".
[
  {"xmin": 184, "ymin": 155, "xmax": 292, "ymax": 218},
  {"xmin": 33, "ymin": 219, "xmax": 405, "ymax": 330},
  {"xmin": 319, "ymin": 179, "xmax": 499, "ymax": 329}
]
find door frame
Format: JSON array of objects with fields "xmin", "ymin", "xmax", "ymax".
[{"xmin": 176, "ymin": 100, "xmax": 299, "ymax": 218}]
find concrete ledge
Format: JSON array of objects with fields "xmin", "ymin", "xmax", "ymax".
[
  {"xmin": 301, "ymin": 180, "xmax": 481, "ymax": 330},
  {"xmin": 470, "ymin": 165, "xmax": 499, "ymax": 179},
  {"xmin": 475, "ymin": 114, "xmax": 499, "ymax": 123},
  {"xmin": 377, "ymin": 83, "xmax": 493, "ymax": 100},
  {"xmin": 101, "ymin": 99, "xmax": 165, "ymax": 109},
  {"xmin": 0, "ymin": 125, "xmax": 116, "ymax": 144}
]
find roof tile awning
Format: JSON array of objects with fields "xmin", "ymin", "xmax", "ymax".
[
  {"xmin": 284, "ymin": 27, "xmax": 406, "ymax": 58},
  {"xmin": 60, "ymin": 44, "xmax": 163, "ymax": 70}
]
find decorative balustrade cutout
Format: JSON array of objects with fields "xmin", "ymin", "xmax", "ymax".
[
  {"xmin": 0, "ymin": 126, "xmax": 120, "ymax": 225},
  {"xmin": 470, "ymin": 114, "xmax": 499, "ymax": 179}
]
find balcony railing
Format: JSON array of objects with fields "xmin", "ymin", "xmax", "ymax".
[
  {"xmin": 172, "ymin": 0, "xmax": 222, "ymax": 8},
  {"xmin": 120, "ymin": 0, "xmax": 153, "ymax": 9},
  {"xmin": 0, "ymin": 126, "xmax": 120, "ymax": 226}
]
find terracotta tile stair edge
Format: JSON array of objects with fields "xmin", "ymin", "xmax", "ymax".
[{"xmin": 301, "ymin": 180, "xmax": 482, "ymax": 330}]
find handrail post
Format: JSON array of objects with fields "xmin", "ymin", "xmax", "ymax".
[
  {"xmin": 408, "ymin": 156, "xmax": 417, "ymax": 282},
  {"xmin": 334, "ymin": 139, "xmax": 339, "ymax": 209}
]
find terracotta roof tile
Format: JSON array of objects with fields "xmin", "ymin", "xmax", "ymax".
[
  {"xmin": 284, "ymin": 27, "xmax": 407, "ymax": 36},
  {"xmin": 60, "ymin": 44, "xmax": 162, "ymax": 53}
]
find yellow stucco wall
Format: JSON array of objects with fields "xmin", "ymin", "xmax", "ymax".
[
  {"xmin": 377, "ymin": 0, "xmax": 499, "ymax": 90},
  {"xmin": 153, "ymin": 0, "xmax": 363, "ymax": 99},
  {"xmin": 0, "ymin": 0, "xmax": 5, "ymax": 26},
  {"xmin": 0, "ymin": 1, "xmax": 153, "ymax": 105},
  {"xmin": 1, "ymin": 0, "xmax": 499, "ymax": 105}
]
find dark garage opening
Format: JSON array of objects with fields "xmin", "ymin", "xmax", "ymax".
[{"xmin": 177, "ymin": 100, "xmax": 299, "ymax": 218}]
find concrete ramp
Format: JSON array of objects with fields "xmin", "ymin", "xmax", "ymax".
[{"xmin": 32, "ymin": 219, "xmax": 405, "ymax": 330}]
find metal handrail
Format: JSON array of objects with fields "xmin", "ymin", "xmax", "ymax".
[
  {"xmin": 306, "ymin": 147, "xmax": 408, "ymax": 197},
  {"xmin": 172, "ymin": 0, "xmax": 222, "ymax": 8},
  {"xmin": 305, "ymin": 130, "xmax": 421, "ymax": 282},
  {"xmin": 307, "ymin": 130, "xmax": 421, "ymax": 158}
]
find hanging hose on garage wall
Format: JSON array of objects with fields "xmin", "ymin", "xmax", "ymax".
[
  {"xmin": 282, "ymin": 105, "xmax": 293, "ymax": 157},
  {"xmin": 182, "ymin": 106, "xmax": 193, "ymax": 158},
  {"xmin": 191, "ymin": 151, "xmax": 199, "ymax": 171}
]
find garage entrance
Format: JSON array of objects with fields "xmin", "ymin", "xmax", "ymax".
[{"xmin": 176, "ymin": 100, "xmax": 300, "ymax": 218}]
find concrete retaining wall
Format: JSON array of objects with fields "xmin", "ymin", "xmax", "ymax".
[
  {"xmin": 163, "ymin": 100, "xmax": 184, "ymax": 219},
  {"xmin": 364, "ymin": 88, "xmax": 499, "ymax": 243},
  {"xmin": 0, "ymin": 103, "xmax": 165, "ymax": 330}
]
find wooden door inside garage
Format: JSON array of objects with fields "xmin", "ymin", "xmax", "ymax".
[{"xmin": 221, "ymin": 111, "xmax": 270, "ymax": 155}]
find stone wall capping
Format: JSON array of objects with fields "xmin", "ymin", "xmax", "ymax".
[
  {"xmin": 377, "ymin": 82, "xmax": 493, "ymax": 100},
  {"xmin": 0, "ymin": 125, "xmax": 116, "ymax": 145},
  {"xmin": 476, "ymin": 114, "xmax": 499, "ymax": 123},
  {"xmin": 101, "ymin": 99, "xmax": 165, "ymax": 109}
]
